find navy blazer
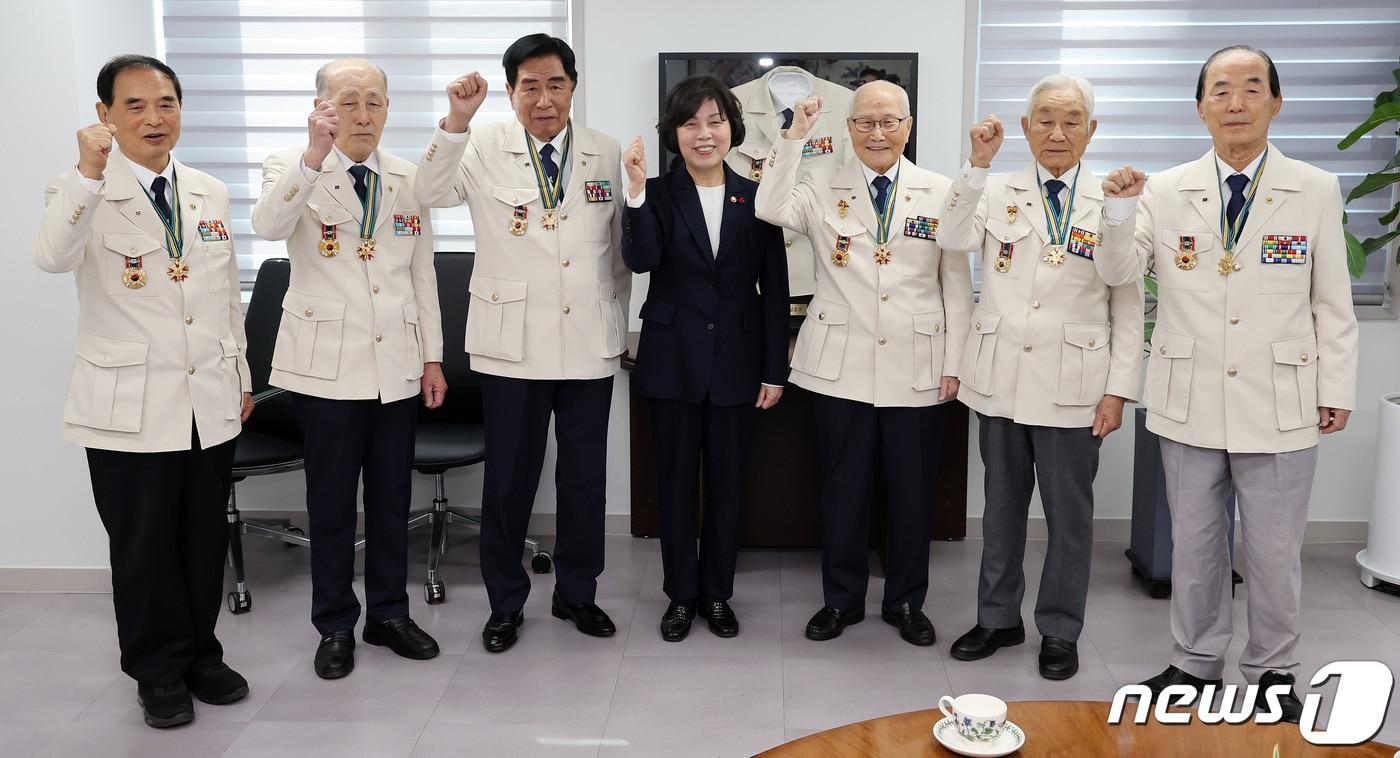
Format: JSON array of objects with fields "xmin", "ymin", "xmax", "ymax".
[{"xmin": 623, "ymin": 165, "xmax": 789, "ymax": 406}]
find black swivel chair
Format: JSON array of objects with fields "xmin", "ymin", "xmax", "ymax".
[
  {"xmin": 416, "ymin": 251, "xmax": 551, "ymax": 605},
  {"xmin": 225, "ymin": 258, "xmax": 305, "ymax": 613}
]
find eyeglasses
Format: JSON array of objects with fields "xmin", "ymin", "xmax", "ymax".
[{"xmin": 849, "ymin": 116, "xmax": 910, "ymax": 133}]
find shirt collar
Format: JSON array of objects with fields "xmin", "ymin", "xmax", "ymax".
[
  {"xmin": 1215, "ymin": 150, "xmax": 1264, "ymax": 189},
  {"xmin": 1037, "ymin": 162, "xmax": 1079, "ymax": 191},
  {"xmin": 333, "ymin": 144, "xmax": 380, "ymax": 175},
  {"xmin": 128, "ymin": 155, "xmax": 175, "ymax": 195},
  {"xmin": 860, "ymin": 161, "xmax": 900, "ymax": 188},
  {"xmin": 527, "ymin": 127, "xmax": 569, "ymax": 158}
]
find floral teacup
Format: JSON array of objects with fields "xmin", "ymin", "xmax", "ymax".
[{"xmin": 938, "ymin": 693, "xmax": 1008, "ymax": 743}]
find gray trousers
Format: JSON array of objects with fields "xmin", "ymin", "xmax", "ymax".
[
  {"xmin": 1160, "ymin": 438, "xmax": 1317, "ymax": 683},
  {"xmin": 977, "ymin": 415, "xmax": 1102, "ymax": 641}
]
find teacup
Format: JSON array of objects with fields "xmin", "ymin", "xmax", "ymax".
[{"xmin": 938, "ymin": 693, "xmax": 1008, "ymax": 743}]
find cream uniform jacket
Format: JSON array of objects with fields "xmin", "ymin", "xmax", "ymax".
[
  {"xmin": 1095, "ymin": 145, "xmax": 1358, "ymax": 454},
  {"xmin": 756, "ymin": 136, "xmax": 974, "ymax": 407},
  {"xmin": 34, "ymin": 150, "xmax": 251, "ymax": 453},
  {"xmin": 251, "ymin": 147, "xmax": 444, "ymax": 404},
  {"xmin": 416, "ymin": 120, "xmax": 630, "ymax": 380},
  {"xmin": 938, "ymin": 163, "xmax": 1143, "ymax": 428},
  {"xmin": 728, "ymin": 67, "xmax": 854, "ymax": 299}
]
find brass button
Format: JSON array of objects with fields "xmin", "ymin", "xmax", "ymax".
[
  {"xmin": 562, "ymin": 306, "xmax": 571, "ymax": 315},
  {"xmin": 1233, "ymin": 263, "xmax": 1242, "ymax": 272},
  {"xmin": 562, "ymin": 259, "xmax": 570, "ymax": 268},
  {"xmin": 878, "ymin": 337, "xmax": 887, "ymax": 345},
  {"xmin": 934, "ymin": 324, "xmax": 941, "ymax": 334},
  {"xmin": 974, "ymin": 322, "xmax": 981, "ymax": 330},
  {"xmin": 187, "ymin": 366, "xmax": 196, "ymax": 375},
  {"xmin": 1031, "ymin": 301, "xmax": 1041, "ymax": 310},
  {"xmin": 1227, "ymin": 368, "xmax": 1238, "ymax": 377},
  {"xmin": 784, "ymin": 239, "xmax": 793, "ymax": 248},
  {"xmin": 491, "ymin": 293, "xmax": 499, "ymax": 302},
  {"xmin": 880, "ymin": 293, "xmax": 889, "ymax": 302},
  {"xmin": 1229, "ymin": 316, "xmax": 1239, "ymax": 325},
  {"xmin": 375, "ymin": 333, "xmax": 383, "ymax": 342},
  {"xmin": 818, "ymin": 312, "xmax": 826, "ymax": 320},
  {"xmin": 1023, "ymin": 344, "xmax": 1032, "ymax": 353},
  {"xmin": 1301, "ymin": 353, "xmax": 1309, "ymax": 363},
  {"xmin": 372, "ymin": 285, "xmax": 380, "ymax": 294},
  {"xmin": 184, "ymin": 316, "xmax": 193, "ymax": 325},
  {"xmin": 1087, "ymin": 339, "xmax": 1096, "ymax": 347},
  {"xmin": 1159, "ymin": 346, "xmax": 1167, "ymax": 355},
  {"xmin": 561, "ymin": 214, "xmax": 569, "ymax": 221},
  {"xmin": 304, "ymin": 308, "xmax": 314, "ymax": 317},
  {"xmin": 128, "ymin": 247, "xmax": 137, "ymax": 254}
]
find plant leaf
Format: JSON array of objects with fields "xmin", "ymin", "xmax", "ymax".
[
  {"xmin": 1347, "ymin": 231, "xmax": 1367, "ymax": 279},
  {"xmin": 1345, "ymin": 170, "xmax": 1400, "ymax": 203},
  {"xmin": 1338, "ymin": 101, "xmax": 1400, "ymax": 150},
  {"xmin": 1379, "ymin": 202, "xmax": 1400, "ymax": 226},
  {"xmin": 1143, "ymin": 274, "xmax": 1159, "ymax": 299},
  {"xmin": 1361, "ymin": 228, "xmax": 1400, "ymax": 254}
]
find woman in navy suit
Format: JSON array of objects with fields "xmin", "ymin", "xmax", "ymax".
[{"xmin": 622, "ymin": 75, "xmax": 789, "ymax": 641}]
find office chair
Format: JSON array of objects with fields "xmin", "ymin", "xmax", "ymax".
[{"xmin": 416, "ymin": 251, "xmax": 551, "ymax": 605}]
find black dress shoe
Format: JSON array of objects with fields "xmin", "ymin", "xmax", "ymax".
[
  {"xmin": 704, "ymin": 600, "xmax": 739, "ymax": 638},
  {"xmin": 1039, "ymin": 637, "xmax": 1079, "ymax": 680},
  {"xmin": 137, "ymin": 681, "xmax": 195, "ymax": 729},
  {"xmin": 185, "ymin": 661, "xmax": 249, "ymax": 705},
  {"xmin": 1254, "ymin": 670, "xmax": 1304, "ymax": 724},
  {"xmin": 363, "ymin": 616, "xmax": 440, "ymax": 660},
  {"xmin": 881, "ymin": 603, "xmax": 936, "ymax": 646},
  {"xmin": 805, "ymin": 606, "xmax": 865, "ymax": 641},
  {"xmin": 660, "ymin": 600, "xmax": 695, "ymax": 642},
  {"xmin": 482, "ymin": 610, "xmax": 524, "ymax": 653},
  {"xmin": 313, "ymin": 630, "xmax": 356, "ymax": 680},
  {"xmin": 1139, "ymin": 665, "xmax": 1223, "ymax": 705},
  {"xmin": 550, "ymin": 590, "xmax": 616, "ymax": 637},
  {"xmin": 950, "ymin": 623, "xmax": 1025, "ymax": 661}
]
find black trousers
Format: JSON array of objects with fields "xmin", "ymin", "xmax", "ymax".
[
  {"xmin": 86, "ymin": 425, "xmax": 235, "ymax": 687},
  {"xmin": 293, "ymin": 393, "xmax": 417, "ymax": 634},
  {"xmin": 480, "ymin": 374, "xmax": 612, "ymax": 612},
  {"xmin": 649, "ymin": 396, "xmax": 757, "ymax": 603},
  {"xmin": 810, "ymin": 393, "xmax": 946, "ymax": 612}
]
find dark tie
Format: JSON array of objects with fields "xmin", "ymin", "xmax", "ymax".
[
  {"xmin": 1225, "ymin": 173, "xmax": 1249, "ymax": 229},
  {"xmin": 1044, "ymin": 178, "xmax": 1065, "ymax": 216},
  {"xmin": 347, "ymin": 164, "xmax": 371, "ymax": 205},
  {"xmin": 540, "ymin": 143, "xmax": 560, "ymax": 186},
  {"xmin": 781, "ymin": 108, "xmax": 794, "ymax": 130},
  {"xmin": 872, "ymin": 175, "xmax": 891, "ymax": 215},
  {"xmin": 149, "ymin": 176, "xmax": 173, "ymax": 223}
]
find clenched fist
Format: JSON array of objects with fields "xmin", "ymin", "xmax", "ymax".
[
  {"xmin": 77, "ymin": 123, "xmax": 117, "ymax": 180},
  {"xmin": 785, "ymin": 97, "xmax": 823, "ymax": 140},
  {"xmin": 1102, "ymin": 165, "xmax": 1146, "ymax": 198},
  {"xmin": 624, "ymin": 136, "xmax": 647, "ymax": 199},
  {"xmin": 969, "ymin": 115, "xmax": 1004, "ymax": 169},
  {"xmin": 303, "ymin": 101, "xmax": 339, "ymax": 171},
  {"xmin": 444, "ymin": 72, "xmax": 488, "ymax": 133}
]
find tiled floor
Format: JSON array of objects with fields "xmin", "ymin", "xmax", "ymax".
[{"xmin": 1, "ymin": 533, "xmax": 1398, "ymax": 757}]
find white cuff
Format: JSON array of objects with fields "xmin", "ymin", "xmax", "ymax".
[
  {"xmin": 298, "ymin": 159, "xmax": 319, "ymax": 182},
  {"xmin": 439, "ymin": 124, "xmax": 470, "ymax": 142},
  {"xmin": 1102, "ymin": 196, "xmax": 1140, "ymax": 227},
  {"xmin": 625, "ymin": 189, "xmax": 646, "ymax": 208},
  {"xmin": 960, "ymin": 162, "xmax": 988, "ymax": 190},
  {"xmin": 76, "ymin": 174, "xmax": 104, "ymax": 192},
  {"xmin": 761, "ymin": 383, "xmax": 783, "ymax": 389}
]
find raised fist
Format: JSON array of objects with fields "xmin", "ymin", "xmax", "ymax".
[
  {"xmin": 786, "ymin": 97, "xmax": 823, "ymax": 140},
  {"xmin": 624, "ymin": 136, "xmax": 647, "ymax": 198},
  {"xmin": 969, "ymin": 114, "xmax": 1004, "ymax": 169},
  {"xmin": 77, "ymin": 123, "xmax": 117, "ymax": 180},
  {"xmin": 444, "ymin": 72, "xmax": 488, "ymax": 133},
  {"xmin": 1102, "ymin": 165, "xmax": 1146, "ymax": 198},
  {"xmin": 303, "ymin": 100, "xmax": 339, "ymax": 171}
]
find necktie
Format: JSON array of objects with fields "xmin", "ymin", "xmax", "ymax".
[
  {"xmin": 1225, "ymin": 173, "xmax": 1249, "ymax": 229},
  {"xmin": 872, "ymin": 175, "xmax": 891, "ymax": 215},
  {"xmin": 781, "ymin": 108, "xmax": 794, "ymax": 130},
  {"xmin": 347, "ymin": 164, "xmax": 370, "ymax": 205},
  {"xmin": 1044, "ymin": 178, "xmax": 1065, "ymax": 217},
  {"xmin": 540, "ymin": 143, "xmax": 560, "ymax": 186},
  {"xmin": 150, "ymin": 176, "xmax": 173, "ymax": 223}
]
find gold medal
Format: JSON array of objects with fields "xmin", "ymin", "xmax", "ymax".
[
  {"xmin": 318, "ymin": 238, "xmax": 340, "ymax": 258},
  {"xmin": 836, "ymin": 199, "xmax": 850, "ymax": 219},
  {"xmin": 357, "ymin": 238, "xmax": 376, "ymax": 262},
  {"xmin": 1042, "ymin": 246, "xmax": 1066, "ymax": 267},
  {"xmin": 750, "ymin": 158, "xmax": 764, "ymax": 182},
  {"xmin": 873, "ymin": 245, "xmax": 893, "ymax": 265},
  {"xmin": 509, "ymin": 217, "xmax": 527, "ymax": 236},
  {"xmin": 830, "ymin": 250, "xmax": 850, "ymax": 267},
  {"xmin": 1217, "ymin": 250, "xmax": 1235, "ymax": 276},
  {"xmin": 541, "ymin": 212, "xmax": 558, "ymax": 231},
  {"xmin": 994, "ymin": 256, "xmax": 1011, "ymax": 274},
  {"xmin": 166, "ymin": 258, "xmax": 190, "ymax": 282},
  {"xmin": 121, "ymin": 266, "xmax": 148, "ymax": 289},
  {"xmin": 1006, "ymin": 204, "xmax": 1018, "ymax": 224},
  {"xmin": 1175, "ymin": 252, "xmax": 1197, "ymax": 271}
]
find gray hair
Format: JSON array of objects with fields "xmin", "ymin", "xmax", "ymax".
[
  {"xmin": 1024, "ymin": 74, "xmax": 1095, "ymax": 119},
  {"xmin": 315, "ymin": 59, "xmax": 389, "ymax": 99},
  {"xmin": 849, "ymin": 79, "xmax": 910, "ymax": 118}
]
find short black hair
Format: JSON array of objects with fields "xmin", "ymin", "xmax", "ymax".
[
  {"xmin": 502, "ymin": 34, "xmax": 578, "ymax": 88},
  {"xmin": 97, "ymin": 54, "xmax": 182, "ymax": 107},
  {"xmin": 1195, "ymin": 45, "xmax": 1280, "ymax": 103},
  {"xmin": 657, "ymin": 75, "xmax": 746, "ymax": 155}
]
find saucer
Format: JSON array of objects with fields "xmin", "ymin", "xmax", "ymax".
[{"xmin": 932, "ymin": 716, "xmax": 1026, "ymax": 757}]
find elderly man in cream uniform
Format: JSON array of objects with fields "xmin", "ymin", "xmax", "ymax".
[
  {"xmin": 416, "ymin": 34, "xmax": 629, "ymax": 654},
  {"xmin": 937, "ymin": 75, "xmax": 1142, "ymax": 681},
  {"xmin": 1095, "ymin": 46, "xmax": 1358, "ymax": 721},
  {"xmin": 252, "ymin": 58, "xmax": 444, "ymax": 680},
  {"xmin": 729, "ymin": 65, "xmax": 854, "ymax": 301},
  {"xmin": 757, "ymin": 81, "xmax": 973, "ymax": 646},
  {"xmin": 34, "ymin": 54, "xmax": 252, "ymax": 729}
]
